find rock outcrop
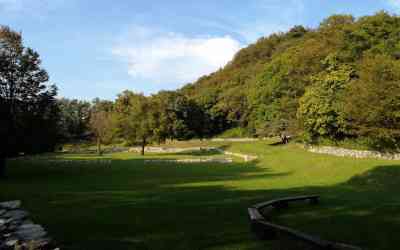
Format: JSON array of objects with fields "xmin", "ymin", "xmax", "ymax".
[{"xmin": 0, "ymin": 201, "xmax": 58, "ymax": 250}]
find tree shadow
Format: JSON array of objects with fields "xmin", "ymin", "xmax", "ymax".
[
  {"xmin": 2, "ymin": 154, "xmax": 290, "ymax": 250},
  {"xmin": 156, "ymin": 149, "xmax": 224, "ymax": 157},
  {"xmin": 260, "ymin": 165, "xmax": 400, "ymax": 250},
  {"xmin": 3, "ymin": 154, "xmax": 400, "ymax": 250},
  {"xmin": 268, "ymin": 141, "xmax": 286, "ymax": 146}
]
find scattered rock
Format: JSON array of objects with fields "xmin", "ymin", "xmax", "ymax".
[
  {"xmin": 16, "ymin": 228, "xmax": 47, "ymax": 241},
  {"xmin": 3, "ymin": 232, "xmax": 12, "ymax": 238},
  {"xmin": 0, "ymin": 200, "xmax": 21, "ymax": 210},
  {"xmin": 4, "ymin": 210, "xmax": 29, "ymax": 221},
  {"xmin": 21, "ymin": 219, "xmax": 34, "ymax": 225},
  {"xmin": 5, "ymin": 239, "xmax": 18, "ymax": 247},
  {"xmin": 306, "ymin": 145, "xmax": 400, "ymax": 160},
  {"xmin": 18, "ymin": 224, "xmax": 44, "ymax": 232},
  {"xmin": 0, "ymin": 201, "xmax": 57, "ymax": 250}
]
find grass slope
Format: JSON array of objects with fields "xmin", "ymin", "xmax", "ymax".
[{"xmin": 1, "ymin": 141, "xmax": 400, "ymax": 250}]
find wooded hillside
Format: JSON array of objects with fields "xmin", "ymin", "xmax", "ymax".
[{"xmin": 179, "ymin": 12, "xmax": 400, "ymax": 149}]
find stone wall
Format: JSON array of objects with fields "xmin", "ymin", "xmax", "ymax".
[
  {"xmin": 215, "ymin": 149, "xmax": 258, "ymax": 162},
  {"xmin": 0, "ymin": 201, "xmax": 57, "ymax": 250},
  {"xmin": 144, "ymin": 158, "xmax": 233, "ymax": 164},
  {"xmin": 129, "ymin": 146, "xmax": 258, "ymax": 162},
  {"xmin": 306, "ymin": 145, "xmax": 400, "ymax": 160},
  {"xmin": 128, "ymin": 146, "xmax": 216, "ymax": 154}
]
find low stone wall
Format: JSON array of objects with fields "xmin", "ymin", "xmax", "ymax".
[
  {"xmin": 144, "ymin": 158, "xmax": 233, "ymax": 164},
  {"xmin": 216, "ymin": 149, "xmax": 258, "ymax": 162},
  {"xmin": 128, "ymin": 146, "xmax": 215, "ymax": 154},
  {"xmin": 0, "ymin": 201, "xmax": 57, "ymax": 250},
  {"xmin": 131, "ymin": 146, "xmax": 258, "ymax": 162},
  {"xmin": 64, "ymin": 145, "xmax": 258, "ymax": 163},
  {"xmin": 306, "ymin": 145, "xmax": 400, "ymax": 160},
  {"xmin": 61, "ymin": 146, "xmax": 129, "ymax": 154}
]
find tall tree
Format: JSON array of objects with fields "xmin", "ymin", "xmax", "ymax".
[
  {"xmin": 116, "ymin": 92, "xmax": 156, "ymax": 155},
  {"xmin": 151, "ymin": 91, "xmax": 187, "ymax": 143},
  {"xmin": 0, "ymin": 26, "xmax": 58, "ymax": 177},
  {"xmin": 89, "ymin": 110, "xmax": 116, "ymax": 155},
  {"xmin": 130, "ymin": 95, "xmax": 156, "ymax": 155},
  {"xmin": 58, "ymin": 98, "xmax": 91, "ymax": 142}
]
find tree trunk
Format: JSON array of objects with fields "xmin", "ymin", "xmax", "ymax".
[
  {"xmin": 0, "ymin": 156, "xmax": 5, "ymax": 178},
  {"xmin": 97, "ymin": 137, "xmax": 102, "ymax": 156},
  {"xmin": 141, "ymin": 138, "xmax": 146, "ymax": 156}
]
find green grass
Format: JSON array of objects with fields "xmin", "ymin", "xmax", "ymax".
[{"xmin": 2, "ymin": 141, "xmax": 400, "ymax": 250}]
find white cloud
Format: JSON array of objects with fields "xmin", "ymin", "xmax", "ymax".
[{"xmin": 112, "ymin": 26, "xmax": 242, "ymax": 88}]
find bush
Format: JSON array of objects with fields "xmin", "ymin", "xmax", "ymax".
[{"xmin": 217, "ymin": 127, "xmax": 253, "ymax": 138}]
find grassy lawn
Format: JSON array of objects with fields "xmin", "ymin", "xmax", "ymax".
[{"xmin": 2, "ymin": 141, "xmax": 400, "ymax": 250}]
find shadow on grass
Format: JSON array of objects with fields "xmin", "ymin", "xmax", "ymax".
[
  {"xmin": 157, "ymin": 150, "xmax": 224, "ymax": 157},
  {"xmin": 2, "ymin": 155, "xmax": 286, "ymax": 250},
  {"xmin": 2, "ymin": 154, "xmax": 400, "ymax": 250},
  {"xmin": 261, "ymin": 164, "xmax": 400, "ymax": 250}
]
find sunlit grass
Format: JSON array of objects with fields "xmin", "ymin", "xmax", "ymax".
[{"xmin": 1, "ymin": 141, "xmax": 400, "ymax": 250}]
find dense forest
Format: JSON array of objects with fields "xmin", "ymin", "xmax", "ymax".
[
  {"xmin": 180, "ymin": 11, "xmax": 400, "ymax": 149},
  {"xmin": 2, "ymin": 11, "xmax": 400, "ymax": 176}
]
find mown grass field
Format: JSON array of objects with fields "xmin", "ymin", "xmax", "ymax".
[{"xmin": 2, "ymin": 141, "xmax": 400, "ymax": 250}]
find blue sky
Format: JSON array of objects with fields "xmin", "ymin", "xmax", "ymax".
[{"xmin": 0, "ymin": 0, "xmax": 399, "ymax": 100}]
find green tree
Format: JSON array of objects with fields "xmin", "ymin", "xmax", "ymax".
[
  {"xmin": 92, "ymin": 98, "xmax": 114, "ymax": 113},
  {"xmin": 116, "ymin": 92, "xmax": 156, "ymax": 155},
  {"xmin": 89, "ymin": 110, "xmax": 116, "ymax": 155},
  {"xmin": 151, "ymin": 91, "xmax": 189, "ymax": 142},
  {"xmin": 344, "ymin": 54, "xmax": 400, "ymax": 148},
  {"xmin": 0, "ymin": 26, "xmax": 59, "ymax": 177},
  {"xmin": 58, "ymin": 98, "xmax": 91, "ymax": 142},
  {"xmin": 298, "ymin": 55, "xmax": 354, "ymax": 139}
]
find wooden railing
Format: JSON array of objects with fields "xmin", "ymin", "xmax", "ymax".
[{"xmin": 248, "ymin": 196, "xmax": 363, "ymax": 250}]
